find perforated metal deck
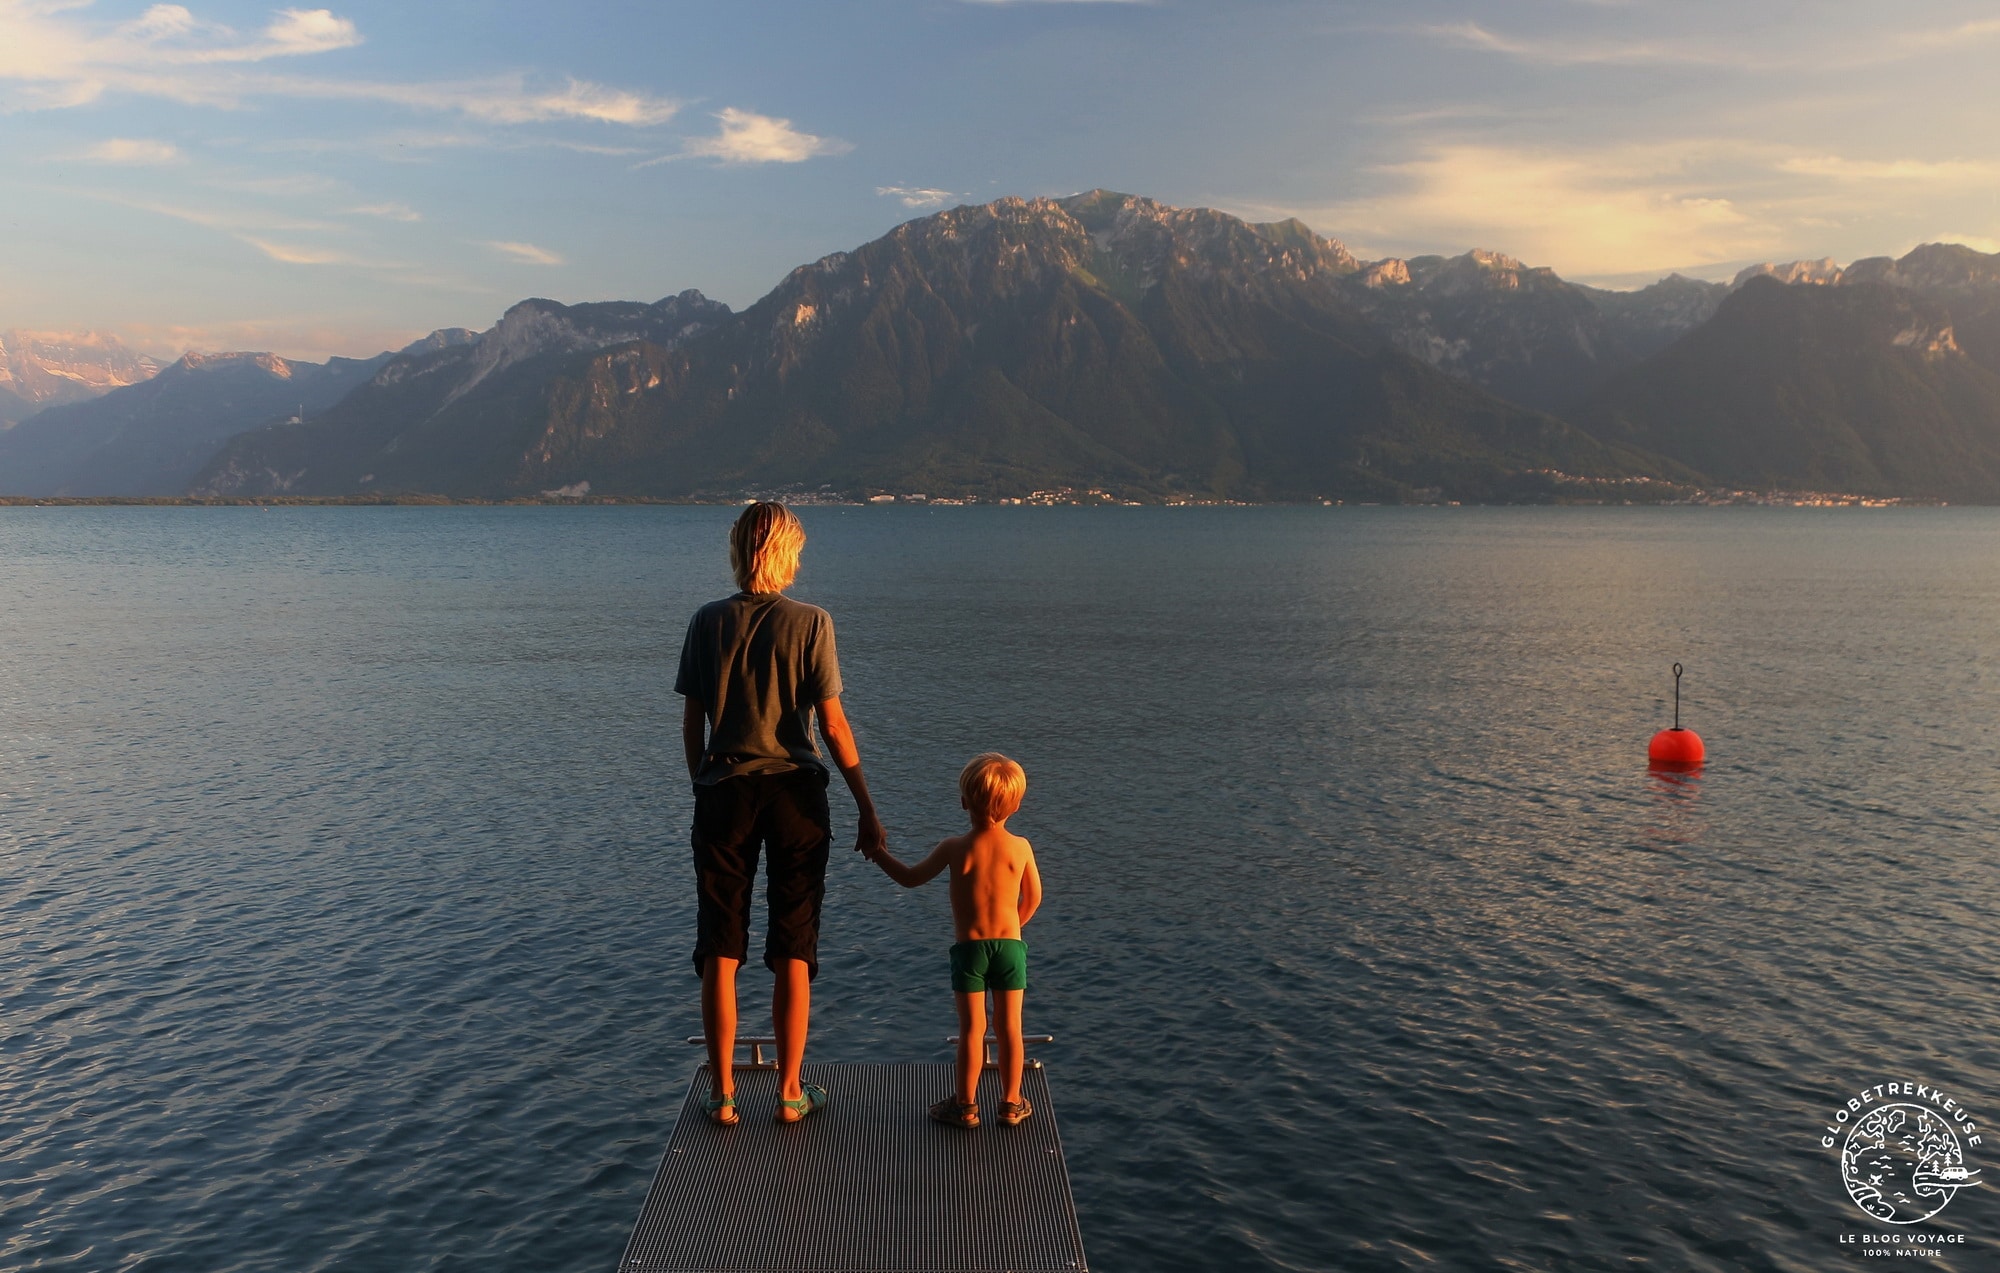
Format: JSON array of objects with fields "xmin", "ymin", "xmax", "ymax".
[{"xmin": 620, "ymin": 1062, "xmax": 1088, "ymax": 1273}]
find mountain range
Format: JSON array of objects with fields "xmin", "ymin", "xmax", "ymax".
[
  {"xmin": 8, "ymin": 192, "xmax": 2000, "ymax": 502},
  {"xmin": 0, "ymin": 331, "xmax": 159, "ymax": 428},
  {"xmin": 193, "ymin": 193, "xmax": 1671, "ymax": 503},
  {"xmin": 0, "ymin": 334, "xmax": 478, "ymax": 497}
]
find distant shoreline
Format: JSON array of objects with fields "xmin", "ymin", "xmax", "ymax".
[{"xmin": 0, "ymin": 493, "xmax": 1960, "ymax": 509}]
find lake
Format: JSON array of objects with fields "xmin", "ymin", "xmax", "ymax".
[{"xmin": 2, "ymin": 505, "xmax": 1996, "ymax": 1271}]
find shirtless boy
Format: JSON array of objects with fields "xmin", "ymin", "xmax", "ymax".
[{"xmin": 868, "ymin": 753, "xmax": 1042, "ymax": 1129}]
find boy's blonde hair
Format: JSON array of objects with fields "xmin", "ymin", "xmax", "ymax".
[
  {"xmin": 729, "ymin": 502, "xmax": 805, "ymax": 594},
  {"xmin": 960, "ymin": 752, "xmax": 1026, "ymax": 821}
]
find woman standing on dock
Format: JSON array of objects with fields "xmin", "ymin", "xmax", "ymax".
[{"xmin": 675, "ymin": 503, "xmax": 886, "ymax": 1125}]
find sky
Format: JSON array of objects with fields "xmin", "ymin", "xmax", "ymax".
[{"xmin": 3, "ymin": 0, "xmax": 1999, "ymax": 361}]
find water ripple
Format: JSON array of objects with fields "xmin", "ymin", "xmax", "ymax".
[{"xmin": 0, "ymin": 506, "xmax": 1996, "ymax": 1271}]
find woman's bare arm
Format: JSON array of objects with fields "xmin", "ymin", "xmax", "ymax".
[{"xmin": 817, "ymin": 696, "xmax": 886, "ymax": 857}]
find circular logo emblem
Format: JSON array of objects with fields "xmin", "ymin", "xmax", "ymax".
[{"xmin": 1842, "ymin": 1103, "xmax": 1977, "ymax": 1224}]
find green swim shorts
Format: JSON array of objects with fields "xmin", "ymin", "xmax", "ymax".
[{"xmin": 949, "ymin": 938, "xmax": 1028, "ymax": 993}]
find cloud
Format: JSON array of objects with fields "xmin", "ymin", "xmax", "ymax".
[
  {"xmin": 1418, "ymin": 15, "xmax": 2000, "ymax": 71},
  {"xmin": 1776, "ymin": 155, "xmax": 2000, "ymax": 185},
  {"xmin": 254, "ymin": 7, "xmax": 358, "ymax": 57},
  {"xmin": 83, "ymin": 136, "xmax": 179, "ymax": 163},
  {"xmin": 677, "ymin": 107, "xmax": 850, "ymax": 165},
  {"xmin": 83, "ymin": 192, "xmax": 340, "ymax": 234},
  {"xmin": 485, "ymin": 239, "xmax": 563, "ymax": 266},
  {"xmin": 205, "ymin": 72, "xmax": 680, "ymax": 124},
  {"xmin": 1886, "ymin": 17, "xmax": 2000, "ymax": 55},
  {"xmin": 1282, "ymin": 141, "xmax": 1787, "ymax": 278},
  {"xmin": 209, "ymin": 171, "xmax": 341, "ymax": 195},
  {"xmin": 260, "ymin": 129, "xmax": 649, "ymax": 161},
  {"xmin": 1245, "ymin": 135, "xmax": 2000, "ymax": 283},
  {"xmin": 1417, "ymin": 20, "xmax": 1755, "ymax": 68},
  {"xmin": 878, "ymin": 185, "xmax": 957, "ymax": 208},
  {"xmin": 65, "ymin": 188, "xmax": 439, "ymax": 271},
  {"xmin": 1928, "ymin": 234, "xmax": 2000, "ymax": 255},
  {"xmin": 240, "ymin": 235, "xmax": 351, "ymax": 264},
  {"xmin": 348, "ymin": 201, "xmax": 420, "ymax": 221},
  {"xmin": 0, "ymin": 3, "xmax": 677, "ymax": 126}
]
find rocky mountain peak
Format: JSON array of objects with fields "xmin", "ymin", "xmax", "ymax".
[
  {"xmin": 1053, "ymin": 190, "xmax": 1360, "ymax": 285},
  {"xmin": 1842, "ymin": 242, "xmax": 2000, "ymax": 292},
  {"xmin": 1733, "ymin": 257, "xmax": 1845, "ymax": 288},
  {"xmin": 1372, "ymin": 249, "xmax": 1558, "ymax": 297},
  {"xmin": 399, "ymin": 328, "xmax": 480, "ymax": 357},
  {"xmin": 174, "ymin": 351, "xmax": 295, "ymax": 378},
  {"xmin": 1358, "ymin": 259, "xmax": 1412, "ymax": 288},
  {"xmin": 0, "ymin": 329, "xmax": 161, "ymax": 409},
  {"xmin": 436, "ymin": 292, "xmax": 731, "ymax": 408}
]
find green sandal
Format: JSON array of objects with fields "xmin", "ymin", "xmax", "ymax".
[
  {"xmin": 704, "ymin": 1094, "xmax": 738, "ymax": 1126},
  {"xmin": 774, "ymin": 1082, "xmax": 829, "ymax": 1124}
]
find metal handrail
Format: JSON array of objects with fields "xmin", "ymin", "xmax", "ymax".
[
  {"xmin": 686, "ymin": 1032, "xmax": 1057, "ymax": 1070},
  {"xmin": 686, "ymin": 1035, "xmax": 780, "ymax": 1069},
  {"xmin": 945, "ymin": 1032, "xmax": 1055, "ymax": 1069}
]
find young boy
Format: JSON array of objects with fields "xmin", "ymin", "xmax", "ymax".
[{"xmin": 868, "ymin": 753, "xmax": 1042, "ymax": 1128}]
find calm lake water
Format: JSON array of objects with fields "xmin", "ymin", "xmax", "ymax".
[{"xmin": 2, "ymin": 506, "xmax": 1997, "ymax": 1272}]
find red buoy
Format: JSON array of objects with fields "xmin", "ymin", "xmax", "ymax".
[
  {"xmin": 1648, "ymin": 728, "xmax": 1705, "ymax": 764},
  {"xmin": 1648, "ymin": 662, "xmax": 1704, "ymax": 765}
]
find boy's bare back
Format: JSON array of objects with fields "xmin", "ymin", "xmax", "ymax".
[
  {"xmin": 939, "ymin": 823, "xmax": 1038, "ymax": 942},
  {"xmin": 871, "ymin": 822, "xmax": 1041, "ymax": 939}
]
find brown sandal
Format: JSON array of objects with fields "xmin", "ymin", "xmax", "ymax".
[
  {"xmin": 928, "ymin": 1096, "xmax": 979, "ymax": 1129},
  {"xmin": 997, "ymin": 1098, "xmax": 1033, "ymax": 1127}
]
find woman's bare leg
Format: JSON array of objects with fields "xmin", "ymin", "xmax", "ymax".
[
  {"xmin": 702, "ymin": 956, "xmax": 740, "ymax": 1107},
  {"xmin": 773, "ymin": 957, "xmax": 810, "ymax": 1115}
]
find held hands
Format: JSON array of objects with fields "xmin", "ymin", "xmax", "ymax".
[{"xmin": 854, "ymin": 809, "xmax": 887, "ymax": 863}]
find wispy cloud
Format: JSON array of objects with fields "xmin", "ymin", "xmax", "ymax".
[
  {"xmin": 84, "ymin": 192, "xmax": 342, "ymax": 235},
  {"xmin": 83, "ymin": 136, "xmax": 180, "ymax": 163},
  {"xmin": 0, "ymin": 2, "xmax": 679, "ymax": 125},
  {"xmin": 260, "ymin": 129, "xmax": 649, "ymax": 161},
  {"xmin": 276, "ymin": 75, "xmax": 679, "ymax": 126},
  {"xmin": 65, "ymin": 187, "xmax": 447, "ymax": 273},
  {"xmin": 877, "ymin": 185, "xmax": 957, "ymax": 208},
  {"xmin": 484, "ymin": 239, "xmax": 563, "ymax": 266},
  {"xmin": 1419, "ymin": 15, "xmax": 2000, "ymax": 71},
  {"xmin": 1776, "ymin": 155, "xmax": 2000, "ymax": 185},
  {"xmin": 1418, "ymin": 21, "xmax": 1756, "ymax": 68},
  {"xmin": 211, "ymin": 171, "xmax": 341, "ymax": 196},
  {"xmin": 348, "ymin": 201, "xmax": 421, "ymax": 221},
  {"xmin": 674, "ymin": 107, "xmax": 851, "ymax": 165},
  {"xmin": 240, "ymin": 235, "xmax": 355, "ymax": 265},
  {"xmin": 1884, "ymin": 17, "xmax": 2000, "ymax": 54}
]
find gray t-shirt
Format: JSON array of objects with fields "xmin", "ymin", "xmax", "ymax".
[{"xmin": 675, "ymin": 592, "xmax": 843, "ymax": 786}]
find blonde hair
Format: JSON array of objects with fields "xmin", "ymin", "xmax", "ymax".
[
  {"xmin": 729, "ymin": 503, "xmax": 805, "ymax": 593},
  {"xmin": 959, "ymin": 752, "xmax": 1026, "ymax": 821}
]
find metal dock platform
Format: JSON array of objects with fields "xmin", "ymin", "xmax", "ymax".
[{"xmin": 620, "ymin": 1055, "xmax": 1088, "ymax": 1273}]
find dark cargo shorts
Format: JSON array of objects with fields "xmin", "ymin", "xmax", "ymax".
[{"xmin": 691, "ymin": 768, "xmax": 832, "ymax": 979}]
